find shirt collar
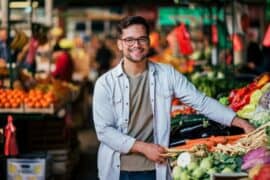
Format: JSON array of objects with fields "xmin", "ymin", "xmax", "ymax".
[{"xmin": 113, "ymin": 59, "xmax": 156, "ymax": 78}]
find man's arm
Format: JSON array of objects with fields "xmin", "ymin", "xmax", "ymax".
[
  {"xmin": 93, "ymin": 78, "xmax": 136, "ymax": 154},
  {"xmin": 131, "ymin": 141, "xmax": 167, "ymax": 164},
  {"xmin": 169, "ymin": 66, "xmax": 255, "ymax": 133},
  {"xmin": 231, "ymin": 116, "xmax": 255, "ymax": 133}
]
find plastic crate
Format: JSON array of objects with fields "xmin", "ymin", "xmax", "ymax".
[{"xmin": 7, "ymin": 153, "xmax": 52, "ymax": 180}]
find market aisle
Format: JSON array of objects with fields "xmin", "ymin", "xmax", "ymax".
[
  {"xmin": 72, "ymin": 90, "xmax": 99, "ymax": 180},
  {"xmin": 74, "ymin": 128, "xmax": 99, "ymax": 180}
]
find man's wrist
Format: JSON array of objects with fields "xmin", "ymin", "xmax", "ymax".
[
  {"xmin": 231, "ymin": 116, "xmax": 245, "ymax": 128},
  {"xmin": 130, "ymin": 141, "xmax": 146, "ymax": 154}
]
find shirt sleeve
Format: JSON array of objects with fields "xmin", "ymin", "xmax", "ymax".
[
  {"xmin": 93, "ymin": 77, "xmax": 136, "ymax": 154},
  {"xmin": 169, "ymin": 66, "xmax": 236, "ymax": 126}
]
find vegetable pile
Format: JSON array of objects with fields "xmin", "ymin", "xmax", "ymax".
[
  {"xmin": 227, "ymin": 73, "xmax": 270, "ymax": 127},
  {"xmin": 215, "ymin": 121, "xmax": 270, "ymax": 155},
  {"xmin": 171, "ymin": 150, "xmax": 242, "ymax": 180}
]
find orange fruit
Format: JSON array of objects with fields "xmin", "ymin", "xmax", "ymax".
[
  {"xmin": 4, "ymin": 102, "xmax": 10, "ymax": 108},
  {"xmin": 34, "ymin": 102, "xmax": 42, "ymax": 108},
  {"xmin": 11, "ymin": 102, "xmax": 19, "ymax": 108}
]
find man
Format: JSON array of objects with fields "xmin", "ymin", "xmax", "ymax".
[
  {"xmin": 51, "ymin": 39, "xmax": 73, "ymax": 82},
  {"xmin": 0, "ymin": 28, "xmax": 8, "ymax": 67},
  {"xmin": 93, "ymin": 16, "xmax": 255, "ymax": 180}
]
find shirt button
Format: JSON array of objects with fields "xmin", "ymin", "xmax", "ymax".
[
  {"xmin": 125, "ymin": 119, "xmax": 128, "ymax": 122},
  {"xmin": 117, "ymin": 165, "xmax": 120, "ymax": 168},
  {"xmin": 126, "ymin": 102, "xmax": 128, "ymax": 105},
  {"xmin": 126, "ymin": 86, "xmax": 128, "ymax": 88}
]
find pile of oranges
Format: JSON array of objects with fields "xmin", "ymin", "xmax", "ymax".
[
  {"xmin": 0, "ymin": 89, "xmax": 56, "ymax": 109},
  {"xmin": 24, "ymin": 89, "xmax": 55, "ymax": 108},
  {"xmin": 0, "ymin": 89, "xmax": 25, "ymax": 108}
]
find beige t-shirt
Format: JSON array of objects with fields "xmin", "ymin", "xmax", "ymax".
[{"xmin": 120, "ymin": 70, "xmax": 155, "ymax": 171}]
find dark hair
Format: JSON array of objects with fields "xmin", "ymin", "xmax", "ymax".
[{"xmin": 116, "ymin": 16, "xmax": 150, "ymax": 38}]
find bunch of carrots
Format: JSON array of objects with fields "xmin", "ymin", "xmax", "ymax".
[{"xmin": 169, "ymin": 134, "xmax": 245, "ymax": 152}]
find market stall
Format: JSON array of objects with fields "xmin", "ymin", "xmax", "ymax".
[{"xmin": 0, "ymin": 77, "xmax": 81, "ymax": 179}]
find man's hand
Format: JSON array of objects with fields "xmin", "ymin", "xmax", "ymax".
[
  {"xmin": 231, "ymin": 116, "xmax": 255, "ymax": 133},
  {"xmin": 131, "ymin": 141, "xmax": 167, "ymax": 164}
]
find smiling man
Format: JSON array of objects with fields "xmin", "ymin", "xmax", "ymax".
[{"xmin": 93, "ymin": 16, "xmax": 255, "ymax": 180}]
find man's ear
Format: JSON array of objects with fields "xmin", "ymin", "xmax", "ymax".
[{"xmin": 117, "ymin": 39, "xmax": 123, "ymax": 51}]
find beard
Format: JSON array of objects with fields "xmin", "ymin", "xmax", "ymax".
[{"xmin": 122, "ymin": 47, "xmax": 148, "ymax": 63}]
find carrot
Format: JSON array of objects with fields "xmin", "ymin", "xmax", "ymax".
[
  {"xmin": 169, "ymin": 134, "xmax": 245, "ymax": 153},
  {"xmin": 168, "ymin": 144, "xmax": 196, "ymax": 153},
  {"xmin": 201, "ymin": 140, "xmax": 216, "ymax": 148},
  {"xmin": 185, "ymin": 138, "xmax": 209, "ymax": 145},
  {"xmin": 209, "ymin": 136, "xmax": 227, "ymax": 144},
  {"xmin": 226, "ymin": 134, "xmax": 245, "ymax": 141}
]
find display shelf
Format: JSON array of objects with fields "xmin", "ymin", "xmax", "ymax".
[
  {"xmin": 0, "ymin": 105, "xmax": 24, "ymax": 113},
  {"xmin": 24, "ymin": 104, "xmax": 55, "ymax": 114}
]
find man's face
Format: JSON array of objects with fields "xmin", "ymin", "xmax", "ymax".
[{"xmin": 117, "ymin": 24, "xmax": 150, "ymax": 63}]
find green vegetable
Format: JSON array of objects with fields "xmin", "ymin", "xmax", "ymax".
[
  {"xmin": 250, "ymin": 111, "xmax": 270, "ymax": 127},
  {"xmin": 250, "ymin": 90, "xmax": 263, "ymax": 105},
  {"xmin": 261, "ymin": 83, "xmax": 270, "ymax": 93},
  {"xmin": 237, "ymin": 104, "xmax": 256, "ymax": 119},
  {"xmin": 207, "ymin": 168, "xmax": 217, "ymax": 175},
  {"xmin": 187, "ymin": 161, "xmax": 198, "ymax": 171},
  {"xmin": 180, "ymin": 170, "xmax": 190, "ymax": 180},
  {"xmin": 200, "ymin": 157, "xmax": 213, "ymax": 170},
  {"xmin": 192, "ymin": 167, "xmax": 205, "ymax": 179},
  {"xmin": 172, "ymin": 166, "xmax": 182, "ymax": 180},
  {"xmin": 221, "ymin": 167, "xmax": 234, "ymax": 173},
  {"xmin": 219, "ymin": 97, "xmax": 229, "ymax": 105}
]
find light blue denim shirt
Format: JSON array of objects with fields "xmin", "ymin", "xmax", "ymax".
[{"xmin": 93, "ymin": 61, "xmax": 236, "ymax": 180}]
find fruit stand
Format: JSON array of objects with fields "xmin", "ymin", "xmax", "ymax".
[{"xmin": 0, "ymin": 75, "xmax": 81, "ymax": 179}]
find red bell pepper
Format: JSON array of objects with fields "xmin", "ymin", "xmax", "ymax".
[{"xmin": 254, "ymin": 164, "xmax": 270, "ymax": 180}]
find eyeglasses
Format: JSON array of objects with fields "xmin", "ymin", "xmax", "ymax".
[{"xmin": 120, "ymin": 36, "xmax": 149, "ymax": 46}]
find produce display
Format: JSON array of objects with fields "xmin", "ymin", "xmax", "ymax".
[
  {"xmin": 190, "ymin": 68, "xmax": 248, "ymax": 98},
  {"xmin": 171, "ymin": 150, "xmax": 242, "ymax": 180},
  {"xmin": 169, "ymin": 72, "xmax": 270, "ymax": 179},
  {"xmin": 0, "ymin": 89, "xmax": 25, "ymax": 109},
  {"xmin": 225, "ymin": 73, "xmax": 270, "ymax": 127},
  {"xmin": 215, "ymin": 122, "xmax": 270, "ymax": 155},
  {"xmin": 167, "ymin": 122, "xmax": 270, "ymax": 180},
  {"xmin": 24, "ymin": 89, "xmax": 55, "ymax": 108},
  {"xmin": 0, "ymin": 78, "xmax": 79, "ymax": 113}
]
